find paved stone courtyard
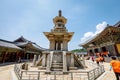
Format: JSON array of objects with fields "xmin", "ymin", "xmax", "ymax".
[
  {"xmin": 0, "ymin": 64, "xmax": 14, "ymax": 80},
  {"xmin": 0, "ymin": 61, "xmax": 116, "ymax": 80}
]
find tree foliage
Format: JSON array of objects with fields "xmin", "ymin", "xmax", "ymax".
[{"xmin": 71, "ymin": 48, "xmax": 87, "ymax": 52}]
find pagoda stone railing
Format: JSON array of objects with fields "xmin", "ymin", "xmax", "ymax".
[{"xmin": 14, "ymin": 60, "xmax": 105, "ymax": 80}]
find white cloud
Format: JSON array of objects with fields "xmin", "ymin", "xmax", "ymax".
[
  {"xmin": 95, "ymin": 21, "xmax": 107, "ymax": 34},
  {"xmin": 80, "ymin": 21, "xmax": 107, "ymax": 43},
  {"xmin": 81, "ymin": 32, "xmax": 94, "ymax": 41}
]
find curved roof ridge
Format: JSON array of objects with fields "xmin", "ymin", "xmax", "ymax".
[
  {"xmin": 114, "ymin": 21, "xmax": 120, "ymax": 27},
  {"xmin": 13, "ymin": 36, "xmax": 29, "ymax": 42}
]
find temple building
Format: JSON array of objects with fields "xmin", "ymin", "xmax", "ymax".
[
  {"xmin": 0, "ymin": 39, "xmax": 21, "ymax": 62},
  {"xmin": 0, "ymin": 36, "xmax": 45, "ymax": 63},
  {"xmin": 81, "ymin": 21, "xmax": 120, "ymax": 57}
]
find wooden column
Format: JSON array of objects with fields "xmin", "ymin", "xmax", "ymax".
[
  {"xmin": 30, "ymin": 54, "xmax": 33, "ymax": 61},
  {"xmin": 112, "ymin": 44, "xmax": 117, "ymax": 56},
  {"xmin": 9, "ymin": 53, "xmax": 12, "ymax": 62},
  {"xmin": 2, "ymin": 51, "xmax": 8, "ymax": 63},
  {"xmin": 24, "ymin": 48, "xmax": 26, "ymax": 59},
  {"xmin": 16, "ymin": 51, "xmax": 19, "ymax": 62}
]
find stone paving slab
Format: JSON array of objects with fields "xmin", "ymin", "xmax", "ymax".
[
  {"xmin": 0, "ymin": 64, "xmax": 14, "ymax": 80},
  {"xmin": 97, "ymin": 62, "xmax": 116, "ymax": 80}
]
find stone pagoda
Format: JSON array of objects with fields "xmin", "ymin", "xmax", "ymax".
[{"xmin": 35, "ymin": 10, "xmax": 84, "ymax": 73}]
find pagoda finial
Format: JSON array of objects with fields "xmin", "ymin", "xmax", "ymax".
[{"xmin": 59, "ymin": 10, "xmax": 62, "ymax": 16}]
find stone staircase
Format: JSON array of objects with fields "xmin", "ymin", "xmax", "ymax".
[
  {"xmin": 51, "ymin": 62, "xmax": 63, "ymax": 71},
  {"xmin": 50, "ymin": 51, "xmax": 64, "ymax": 71}
]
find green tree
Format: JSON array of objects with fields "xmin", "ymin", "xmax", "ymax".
[{"xmin": 71, "ymin": 48, "xmax": 87, "ymax": 52}]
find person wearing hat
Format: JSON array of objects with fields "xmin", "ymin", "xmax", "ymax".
[{"xmin": 110, "ymin": 56, "xmax": 120, "ymax": 80}]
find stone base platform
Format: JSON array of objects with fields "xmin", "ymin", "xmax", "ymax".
[
  {"xmin": 45, "ymin": 71, "xmax": 68, "ymax": 74},
  {"xmin": 69, "ymin": 67, "xmax": 78, "ymax": 70},
  {"xmin": 38, "ymin": 66, "xmax": 46, "ymax": 70}
]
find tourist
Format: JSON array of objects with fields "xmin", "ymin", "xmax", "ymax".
[
  {"xmin": 100, "ymin": 56, "xmax": 104, "ymax": 63},
  {"xmin": 96, "ymin": 52, "xmax": 100, "ymax": 57},
  {"xmin": 110, "ymin": 56, "xmax": 120, "ymax": 80},
  {"xmin": 18, "ymin": 57, "xmax": 21, "ymax": 63},
  {"xmin": 96, "ymin": 57, "xmax": 100, "ymax": 66},
  {"xmin": 107, "ymin": 51, "xmax": 110, "ymax": 57},
  {"xmin": 91, "ymin": 56, "xmax": 94, "ymax": 62},
  {"xmin": 102, "ymin": 50, "xmax": 109, "ymax": 57}
]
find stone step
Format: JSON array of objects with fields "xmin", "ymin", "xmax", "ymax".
[
  {"xmin": 38, "ymin": 66, "xmax": 46, "ymax": 70},
  {"xmin": 51, "ymin": 68, "xmax": 63, "ymax": 71},
  {"xmin": 52, "ymin": 62, "xmax": 63, "ymax": 65},
  {"xmin": 69, "ymin": 67, "xmax": 78, "ymax": 70},
  {"xmin": 51, "ymin": 67, "xmax": 63, "ymax": 70},
  {"xmin": 51, "ymin": 62, "xmax": 63, "ymax": 71},
  {"xmin": 51, "ymin": 65, "xmax": 63, "ymax": 68}
]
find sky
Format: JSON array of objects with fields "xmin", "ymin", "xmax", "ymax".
[{"xmin": 0, "ymin": 0, "xmax": 120, "ymax": 50}]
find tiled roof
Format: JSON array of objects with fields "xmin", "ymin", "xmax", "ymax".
[
  {"xmin": 80, "ymin": 23, "xmax": 120, "ymax": 46},
  {"xmin": 0, "ymin": 36, "xmax": 46, "ymax": 51},
  {"xmin": 32, "ymin": 43, "xmax": 46, "ymax": 50},
  {"xmin": 114, "ymin": 21, "xmax": 120, "ymax": 27},
  {"xmin": 0, "ymin": 39, "xmax": 21, "ymax": 50},
  {"xmin": 14, "ymin": 36, "xmax": 28, "ymax": 42},
  {"xmin": 14, "ymin": 40, "xmax": 46, "ymax": 51},
  {"xmin": 15, "ymin": 42, "xmax": 28, "ymax": 46},
  {"xmin": 13, "ymin": 36, "xmax": 46, "ymax": 50}
]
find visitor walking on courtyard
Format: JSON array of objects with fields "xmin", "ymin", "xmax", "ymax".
[
  {"xmin": 18, "ymin": 57, "xmax": 21, "ymax": 63},
  {"xmin": 110, "ymin": 56, "xmax": 120, "ymax": 80},
  {"xmin": 91, "ymin": 56, "xmax": 94, "ymax": 62},
  {"xmin": 100, "ymin": 56, "xmax": 104, "ymax": 63},
  {"xmin": 96, "ymin": 57, "xmax": 100, "ymax": 66}
]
